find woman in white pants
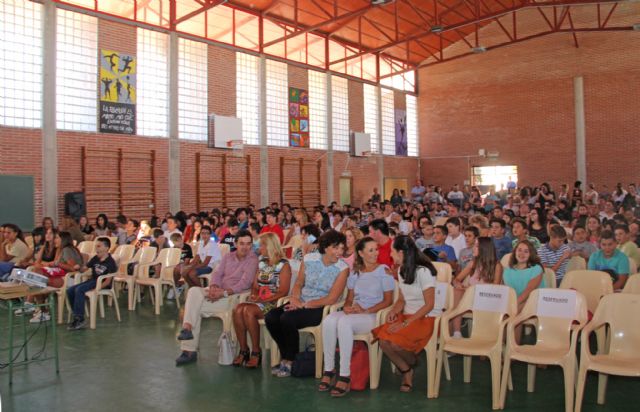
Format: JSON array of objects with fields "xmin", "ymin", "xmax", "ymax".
[{"xmin": 320, "ymin": 236, "xmax": 395, "ymax": 397}]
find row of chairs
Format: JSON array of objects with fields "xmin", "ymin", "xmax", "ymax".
[{"xmin": 209, "ymin": 261, "xmax": 639, "ymax": 412}]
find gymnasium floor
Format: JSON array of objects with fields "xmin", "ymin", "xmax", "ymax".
[{"xmin": 1, "ymin": 301, "xmax": 638, "ymax": 412}]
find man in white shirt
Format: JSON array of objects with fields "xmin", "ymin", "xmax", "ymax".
[
  {"xmin": 180, "ymin": 225, "xmax": 221, "ymax": 286},
  {"xmin": 164, "ymin": 216, "xmax": 182, "ymax": 247},
  {"xmin": 447, "ymin": 184, "xmax": 465, "ymax": 208},
  {"xmin": 445, "ymin": 217, "xmax": 466, "ymax": 259}
]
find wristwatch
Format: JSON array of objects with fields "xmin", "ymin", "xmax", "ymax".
[{"xmin": 402, "ymin": 320, "xmax": 409, "ymax": 327}]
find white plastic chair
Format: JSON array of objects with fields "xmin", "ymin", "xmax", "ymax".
[
  {"xmin": 560, "ymin": 270, "xmax": 613, "ymax": 353},
  {"xmin": 77, "ymin": 241, "xmax": 96, "ymax": 258},
  {"xmin": 566, "ymin": 256, "xmax": 586, "ymax": 273},
  {"xmin": 436, "ymin": 284, "xmax": 517, "ymax": 410},
  {"xmin": 113, "ymin": 246, "xmax": 157, "ymax": 311},
  {"xmin": 135, "ymin": 248, "xmax": 181, "ymax": 315},
  {"xmin": 84, "ymin": 272, "xmax": 121, "ymax": 329},
  {"xmin": 500, "ymin": 289, "xmax": 588, "ymax": 412},
  {"xmin": 622, "ymin": 273, "xmax": 640, "ymax": 294},
  {"xmin": 574, "ymin": 294, "xmax": 640, "ymax": 412}
]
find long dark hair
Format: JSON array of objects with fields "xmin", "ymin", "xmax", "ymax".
[
  {"xmin": 353, "ymin": 236, "xmax": 376, "ymax": 275},
  {"xmin": 393, "ymin": 235, "xmax": 436, "ymax": 284},
  {"xmin": 96, "ymin": 213, "xmax": 109, "ymax": 230}
]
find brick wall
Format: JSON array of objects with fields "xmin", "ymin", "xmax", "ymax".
[
  {"xmin": 418, "ymin": 4, "xmax": 640, "ymax": 190},
  {"xmin": 1, "ymin": 12, "xmax": 420, "ymax": 225},
  {"xmin": 0, "ymin": 127, "xmax": 43, "ymax": 222}
]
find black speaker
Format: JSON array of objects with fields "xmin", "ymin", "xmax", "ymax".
[{"xmin": 64, "ymin": 192, "xmax": 86, "ymax": 219}]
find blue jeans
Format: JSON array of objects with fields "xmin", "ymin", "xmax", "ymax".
[
  {"xmin": 0, "ymin": 262, "xmax": 15, "ymax": 281},
  {"xmin": 66, "ymin": 278, "xmax": 97, "ymax": 320}
]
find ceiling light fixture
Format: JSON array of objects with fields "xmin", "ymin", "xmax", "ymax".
[
  {"xmin": 430, "ymin": 25, "xmax": 444, "ymax": 33},
  {"xmin": 472, "ymin": 46, "xmax": 487, "ymax": 53}
]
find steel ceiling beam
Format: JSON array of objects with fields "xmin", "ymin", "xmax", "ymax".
[
  {"xmin": 173, "ymin": 0, "xmax": 228, "ymax": 26},
  {"xmin": 261, "ymin": 3, "xmax": 378, "ymax": 49},
  {"xmin": 329, "ymin": 0, "xmax": 627, "ymax": 66}
]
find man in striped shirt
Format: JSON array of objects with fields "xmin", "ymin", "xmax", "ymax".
[{"xmin": 537, "ymin": 225, "xmax": 571, "ymax": 286}]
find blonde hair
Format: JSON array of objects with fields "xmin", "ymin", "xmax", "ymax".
[
  {"xmin": 295, "ymin": 210, "xmax": 309, "ymax": 226},
  {"xmin": 469, "ymin": 214, "xmax": 489, "ymax": 229},
  {"xmin": 259, "ymin": 232, "xmax": 286, "ymax": 264},
  {"xmin": 343, "ymin": 227, "xmax": 364, "ymax": 246}
]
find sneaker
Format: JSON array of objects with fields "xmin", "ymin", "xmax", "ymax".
[
  {"xmin": 271, "ymin": 362, "xmax": 284, "ymax": 376},
  {"xmin": 176, "ymin": 351, "xmax": 198, "ymax": 366},
  {"xmin": 15, "ymin": 302, "xmax": 36, "ymax": 316},
  {"xmin": 30, "ymin": 311, "xmax": 51, "ymax": 323},
  {"xmin": 177, "ymin": 328, "xmax": 194, "ymax": 341},
  {"xmin": 167, "ymin": 288, "xmax": 175, "ymax": 300},
  {"xmin": 68, "ymin": 318, "xmax": 87, "ymax": 331},
  {"xmin": 276, "ymin": 363, "xmax": 292, "ymax": 378}
]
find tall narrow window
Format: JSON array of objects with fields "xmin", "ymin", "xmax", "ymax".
[
  {"xmin": 381, "ymin": 88, "xmax": 395, "ymax": 156},
  {"xmin": 137, "ymin": 28, "xmax": 168, "ymax": 137},
  {"xmin": 331, "ymin": 75, "xmax": 349, "ymax": 152},
  {"xmin": 308, "ymin": 70, "xmax": 327, "ymax": 150},
  {"xmin": 0, "ymin": 0, "xmax": 42, "ymax": 128},
  {"xmin": 265, "ymin": 59, "xmax": 288, "ymax": 147},
  {"xmin": 236, "ymin": 52, "xmax": 260, "ymax": 145},
  {"xmin": 406, "ymin": 94, "xmax": 418, "ymax": 157},
  {"xmin": 363, "ymin": 83, "xmax": 378, "ymax": 154},
  {"xmin": 56, "ymin": 9, "xmax": 97, "ymax": 131},
  {"xmin": 178, "ymin": 38, "xmax": 207, "ymax": 140}
]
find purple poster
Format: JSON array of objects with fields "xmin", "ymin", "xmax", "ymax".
[{"xmin": 395, "ymin": 109, "xmax": 407, "ymax": 156}]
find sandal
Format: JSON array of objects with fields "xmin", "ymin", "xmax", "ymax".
[
  {"xmin": 330, "ymin": 376, "xmax": 351, "ymax": 397},
  {"xmin": 232, "ymin": 350, "xmax": 250, "ymax": 367},
  {"xmin": 245, "ymin": 351, "xmax": 262, "ymax": 368},
  {"xmin": 398, "ymin": 366, "xmax": 414, "ymax": 393},
  {"xmin": 318, "ymin": 370, "xmax": 336, "ymax": 392}
]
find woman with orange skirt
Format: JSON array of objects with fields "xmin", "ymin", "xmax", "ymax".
[{"xmin": 372, "ymin": 235, "xmax": 438, "ymax": 393}]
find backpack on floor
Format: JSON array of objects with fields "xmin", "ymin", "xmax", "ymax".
[
  {"xmin": 350, "ymin": 341, "xmax": 370, "ymax": 391},
  {"xmin": 291, "ymin": 344, "xmax": 316, "ymax": 377}
]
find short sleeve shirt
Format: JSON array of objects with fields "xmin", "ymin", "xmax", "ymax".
[
  {"xmin": 7, "ymin": 239, "xmax": 30, "ymax": 263},
  {"xmin": 399, "ymin": 266, "xmax": 436, "ymax": 314},
  {"xmin": 588, "ymin": 249, "xmax": 630, "ymax": 275},
  {"xmin": 503, "ymin": 264, "xmax": 545, "ymax": 296},
  {"xmin": 198, "ymin": 240, "xmax": 222, "ymax": 268},
  {"xmin": 300, "ymin": 252, "xmax": 348, "ymax": 302},
  {"xmin": 347, "ymin": 265, "xmax": 395, "ymax": 309},
  {"xmin": 86, "ymin": 254, "xmax": 118, "ymax": 279}
]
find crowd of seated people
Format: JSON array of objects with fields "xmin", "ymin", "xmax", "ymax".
[{"xmin": 1, "ymin": 179, "xmax": 639, "ymax": 397}]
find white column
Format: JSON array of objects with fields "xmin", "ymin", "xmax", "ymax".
[
  {"xmin": 42, "ymin": 0, "xmax": 58, "ymax": 219},
  {"xmin": 376, "ymin": 85, "xmax": 384, "ymax": 199},
  {"xmin": 326, "ymin": 73, "xmax": 334, "ymax": 205},
  {"xmin": 168, "ymin": 32, "xmax": 180, "ymax": 213},
  {"xmin": 574, "ymin": 76, "xmax": 587, "ymax": 185},
  {"xmin": 259, "ymin": 55, "xmax": 269, "ymax": 207}
]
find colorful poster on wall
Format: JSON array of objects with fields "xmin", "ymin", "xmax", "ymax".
[
  {"xmin": 99, "ymin": 49, "xmax": 136, "ymax": 135},
  {"xmin": 289, "ymin": 87, "xmax": 309, "ymax": 147},
  {"xmin": 395, "ymin": 109, "xmax": 407, "ymax": 156}
]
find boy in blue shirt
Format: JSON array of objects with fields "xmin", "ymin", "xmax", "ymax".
[
  {"xmin": 588, "ymin": 229, "xmax": 630, "ymax": 290},
  {"xmin": 427, "ymin": 225, "xmax": 457, "ymax": 271}
]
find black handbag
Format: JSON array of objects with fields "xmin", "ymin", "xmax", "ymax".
[{"xmin": 291, "ymin": 344, "xmax": 315, "ymax": 377}]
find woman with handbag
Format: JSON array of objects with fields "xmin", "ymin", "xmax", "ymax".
[
  {"xmin": 265, "ymin": 230, "xmax": 349, "ymax": 378},
  {"xmin": 372, "ymin": 235, "xmax": 438, "ymax": 393},
  {"xmin": 231, "ymin": 233, "xmax": 291, "ymax": 368},
  {"xmin": 319, "ymin": 236, "xmax": 394, "ymax": 397}
]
